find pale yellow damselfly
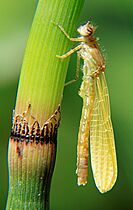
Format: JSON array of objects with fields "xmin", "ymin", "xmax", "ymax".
[{"xmin": 54, "ymin": 21, "xmax": 117, "ymax": 193}]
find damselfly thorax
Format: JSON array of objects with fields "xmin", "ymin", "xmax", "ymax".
[
  {"xmin": 80, "ymin": 37, "xmax": 105, "ymax": 76},
  {"xmin": 54, "ymin": 21, "xmax": 117, "ymax": 193}
]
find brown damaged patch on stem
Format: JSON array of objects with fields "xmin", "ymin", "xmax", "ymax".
[
  {"xmin": 16, "ymin": 143, "xmax": 23, "ymax": 159},
  {"xmin": 10, "ymin": 105, "xmax": 61, "ymax": 158}
]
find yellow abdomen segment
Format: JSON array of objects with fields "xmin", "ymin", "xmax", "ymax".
[{"xmin": 76, "ymin": 77, "xmax": 95, "ymax": 185}]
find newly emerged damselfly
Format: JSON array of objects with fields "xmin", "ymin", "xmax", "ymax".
[{"xmin": 55, "ymin": 21, "xmax": 117, "ymax": 193}]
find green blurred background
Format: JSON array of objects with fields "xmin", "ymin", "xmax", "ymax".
[{"xmin": 0, "ymin": 0, "xmax": 133, "ymax": 209}]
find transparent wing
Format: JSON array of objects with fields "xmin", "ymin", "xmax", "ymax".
[{"xmin": 90, "ymin": 72, "xmax": 117, "ymax": 193}]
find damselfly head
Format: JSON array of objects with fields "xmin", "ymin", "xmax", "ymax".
[{"xmin": 77, "ymin": 21, "xmax": 96, "ymax": 37}]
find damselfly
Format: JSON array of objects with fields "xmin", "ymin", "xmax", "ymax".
[{"xmin": 55, "ymin": 21, "xmax": 117, "ymax": 193}]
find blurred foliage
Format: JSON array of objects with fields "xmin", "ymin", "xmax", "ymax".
[{"xmin": 0, "ymin": 0, "xmax": 133, "ymax": 209}]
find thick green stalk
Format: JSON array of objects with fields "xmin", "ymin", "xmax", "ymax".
[
  {"xmin": 6, "ymin": 0, "xmax": 85, "ymax": 209},
  {"xmin": 15, "ymin": 0, "xmax": 84, "ymax": 125}
]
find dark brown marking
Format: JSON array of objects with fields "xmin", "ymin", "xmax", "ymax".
[
  {"xmin": 10, "ymin": 105, "xmax": 61, "ymax": 145},
  {"xmin": 16, "ymin": 144, "xmax": 23, "ymax": 158}
]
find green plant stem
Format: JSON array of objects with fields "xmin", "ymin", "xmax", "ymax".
[
  {"xmin": 6, "ymin": 0, "xmax": 85, "ymax": 209},
  {"xmin": 6, "ymin": 107, "xmax": 60, "ymax": 210},
  {"xmin": 15, "ymin": 0, "xmax": 84, "ymax": 125}
]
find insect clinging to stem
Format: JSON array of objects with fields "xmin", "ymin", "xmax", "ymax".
[{"xmin": 54, "ymin": 20, "xmax": 117, "ymax": 193}]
